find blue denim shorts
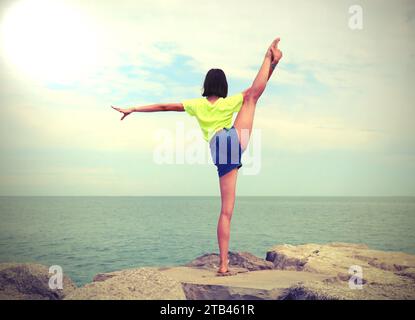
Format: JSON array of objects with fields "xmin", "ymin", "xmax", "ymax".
[{"xmin": 209, "ymin": 126, "xmax": 243, "ymax": 177}]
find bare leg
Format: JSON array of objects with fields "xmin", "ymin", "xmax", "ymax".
[
  {"xmin": 233, "ymin": 96, "xmax": 257, "ymax": 152},
  {"xmin": 217, "ymin": 168, "xmax": 238, "ymax": 273},
  {"xmin": 216, "ymin": 39, "xmax": 282, "ymax": 272},
  {"xmin": 234, "ymin": 38, "xmax": 282, "ymax": 151}
]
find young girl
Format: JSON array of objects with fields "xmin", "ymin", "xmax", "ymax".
[{"xmin": 112, "ymin": 38, "xmax": 282, "ymax": 276}]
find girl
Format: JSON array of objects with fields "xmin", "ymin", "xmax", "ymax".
[{"xmin": 112, "ymin": 38, "xmax": 282, "ymax": 276}]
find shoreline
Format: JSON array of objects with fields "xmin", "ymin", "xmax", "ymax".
[{"xmin": 1, "ymin": 242, "xmax": 415, "ymax": 300}]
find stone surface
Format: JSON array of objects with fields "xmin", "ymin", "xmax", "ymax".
[
  {"xmin": 186, "ymin": 251, "xmax": 274, "ymax": 271},
  {"xmin": 65, "ymin": 267, "xmax": 186, "ymax": 300},
  {"xmin": 3, "ymin": 243, "xmax": 415, "ymax": 300},
  {"xmin": 280, "ymin": 280, "xmax": 415, "ymax": 300},
  {"xmin": 160, "ymin": 266, "xmax": 331, "ymax": 300},
  {"xmin": 0, "ymin": 263, "xmax": 77, "ymax": 300},
  {"xmin": 266, "ymin": 242, "xmax": 415, "ymax": 299}
]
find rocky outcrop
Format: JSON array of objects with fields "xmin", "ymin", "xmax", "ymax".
[
  {"xmin": 182, "ymin": 283, "xmax": 282, "ymax": 300},
  {"xmin": 0, "ymin": 263, "xmax": 76, "ymax": 300},
  {"xmin": 266, "ymin": 242, "xmax": 415, "ymax": 299},
  {"xmin": 2, "ymin": 243, "xmax": 415, "ymax": 300},
  {"xmin": 280, "ymin": 280, "xmax": 415, "ymax": 300},
  {"xmin": 161, "ymin": 266, "xmax": 331, "ymax": 300},
  {"xmin": 186, "ymin": 251, "xmax": 274, "ymax": 271},
  {"xmin": 65, "ymin": 267, "xmax": 186, "ymax": 300}
]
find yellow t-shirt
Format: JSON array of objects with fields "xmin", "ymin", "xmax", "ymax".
[{"xmin": 182, "ymin": 93, "xmax": 243, "ymax": 141}]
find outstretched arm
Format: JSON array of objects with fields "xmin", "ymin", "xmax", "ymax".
[
  {"xmin": 111, "ymin": 103, "xmax": 184, "ymax": 120},
  {"xmin": 243, "ymin": 38, "xmax": 282, "ymax": 101}
]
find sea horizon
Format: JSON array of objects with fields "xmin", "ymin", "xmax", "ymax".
[
  {"xmin": 1, "ymin": 195, "xmax": 415, "ymax": 198},
  {"xmin": 1, "ymin": 196, "xmax": 414, "ymax": 285}
]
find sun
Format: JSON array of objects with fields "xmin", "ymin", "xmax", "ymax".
[{"xmin": 1, "ymin": 0, "xmax": 99, "ymax": 83}]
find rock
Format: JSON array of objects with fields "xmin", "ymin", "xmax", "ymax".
[
  {"xmin": 182, "ymin": 283, "xmax": 282, "ymax": 300},
  {"xmin": 279, "ymin": 281, "xmax": 342, "ymax": 300},
  {"xmin": 65, "ymin": 267, "xmax": 186, "ymax": 300},
  {"xmin": 396, "ymin": 267, "xmax": 415, "ymax": 280},
  {"xmin": 4, "ymin": 243, "xmax": 414, "ymax": 300},
  {"xmin": 160, "ymin": 266, "xmax": 331, "ymax": 300},
  {"xmin": 0, "ymin": 263, "xmax": 77, "ymax": 300},
  {"xmin": 281, "ymin": 280, "xmax": 415, "ymax": 300},
  {"xmin": 266, "ymin": 242, "xmax": 415, "ymax": 299},
  {"xmin": 92, "ymin": 273, "xmax": 116, "ymax": 282},
  {"xmin": 186, "ymin": 251, "xmax": 274, "ymax": 271}
]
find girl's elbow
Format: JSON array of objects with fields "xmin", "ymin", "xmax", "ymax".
[{"xmin": 159, "ymin": 105, "xmax": 170, "ymax": 111}]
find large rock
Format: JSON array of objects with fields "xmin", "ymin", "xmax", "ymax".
[
  {"xmin": 182, "ymin": 283, "xmax": 282, "ymax": 300},
  {"xmin": 0, "ymin": 263, "xmax": 77, "ymax": 300},
  {"xmin": 266, "ymin": 242, "xmax": 415, "ymax": 299},
  {"xmin": 186, "ymin": 251, "xmax": 274, "ymax": 271},
  {"xmin": 280, "ymin": 280, "xmax": 415, "ymax": 300},
  {"xmin": 65, "ymin": 267, "xmax": 186, "ymax": 300},
  {"xmin": 160, "ymin": 266, "xmax": 331, "ymax": 300},
  {"xmin": 4, "ymin": 243, "xmax": 414, "ymax": 300}
]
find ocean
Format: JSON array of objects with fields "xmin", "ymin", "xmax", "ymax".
[{"xmin": 0, "ymin": 196, "xmax": 414, "ymax": 286}]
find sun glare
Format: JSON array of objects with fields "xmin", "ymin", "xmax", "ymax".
[{"xmin": 1, "ymin": 0, "xmax": 99, "ymax": 83}]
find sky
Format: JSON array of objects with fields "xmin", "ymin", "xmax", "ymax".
[{"xmin": 0, "ymin": 0, "xmax": 414, "ymax": 196}]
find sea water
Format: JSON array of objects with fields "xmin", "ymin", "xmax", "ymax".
[{"xmin": 0, "ymin": 196, "xmax": 414, "ymax": 285}]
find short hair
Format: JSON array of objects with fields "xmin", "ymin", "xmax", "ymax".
[{"xmin": 202, "ymin": 68, "xmax": 228, "ymax": 98}]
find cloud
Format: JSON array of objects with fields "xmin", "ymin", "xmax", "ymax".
[
  {"xmin": 255, "ymin": 107, "xmax": 382, "ymax": 152},
  {"xmin": 1, "ymin": 0, "xmax": 414, "ymax": 195},
  {"xmin": 0, "ymin": 91, "xmax": 199, "ymax": 153}
]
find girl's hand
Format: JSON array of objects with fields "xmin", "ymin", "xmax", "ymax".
[
  {"xmin": 270, "ymin": 38, "xmax": 282, "ymax": 64},
  {"xmin": 266, "ymin": 38, "xmax": 279, "ymax": 58},
  {"xmin": 111, "ymin": 105, "xmax": 132, "ymax": 120}
]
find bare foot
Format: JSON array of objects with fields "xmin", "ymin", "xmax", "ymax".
[
  {"xmin": 217, "ymin": 258, "xmax": 236, "ymax": 276},
  {"xmin": 216, "ymin": 269, "xmax": 237, "ymax": 277},
  {"xmin": 217, "ymin": 258, "xmax": 230, "ymax": 273},
  {"xmin": 218, "ymin": 264, "xmax": 228, "ymax": 273}
]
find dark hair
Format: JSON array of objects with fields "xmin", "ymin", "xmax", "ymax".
[{"xmin": 202, "ymin": 68, "xmax": 228, "ymax": 98}]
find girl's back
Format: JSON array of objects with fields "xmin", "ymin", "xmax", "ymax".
[{"xmin": 182, "ymin": 93, "xmax": 243, "ymax": 141}]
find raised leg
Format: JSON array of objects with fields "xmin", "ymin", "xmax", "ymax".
[
  {"xmin": 217, "ymin": 168, "xmax": 238, "ymax": 273},
  {"xmin": 234, "ymin": 37, "xmax": 282, "ymax": 151},
  {"xmin": 233, "ymin": 95, "xmax": 257, "ymax": 152}
]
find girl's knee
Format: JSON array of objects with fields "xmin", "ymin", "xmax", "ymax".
[{"xmin": 220, "ymin": 207, "xmax": 233, "ymax": 219}]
